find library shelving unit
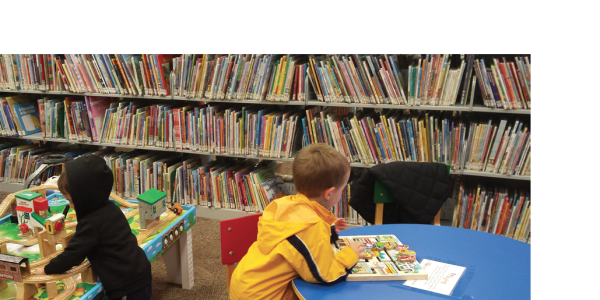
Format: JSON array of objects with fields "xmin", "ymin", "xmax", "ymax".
[{"xmin": 0, "ymin": 54, "xmax": 531, "ymax": 232}]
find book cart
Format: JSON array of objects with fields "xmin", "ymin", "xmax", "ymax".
[{"xmin": 0, "ymin": 185, "xmax": 196, "ymax": 299}]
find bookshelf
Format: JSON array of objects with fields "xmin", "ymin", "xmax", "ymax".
[{"xmin": 0, "ymin": 54, "xmax": 530, "ymax": 240}]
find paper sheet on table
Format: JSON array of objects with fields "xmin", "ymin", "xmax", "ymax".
[{"xmin": 403, "ymin": 259, "xmax": 466, "ymax": 296}]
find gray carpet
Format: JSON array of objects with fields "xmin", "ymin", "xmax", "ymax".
[{"xmin": 0, "ymin": 191, "xmax": 229, "ymax": 300}]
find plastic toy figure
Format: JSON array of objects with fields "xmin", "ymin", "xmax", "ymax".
[{"xmin": 169, "ymin": 202, "xmax": 183, "ymax": 215}]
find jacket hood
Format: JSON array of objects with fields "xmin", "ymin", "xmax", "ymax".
[
  {"xmin": 65, "ymin": 155, "xmax": 113, "ymax": 219},
  {"xmin": 257, "ymin": 194, "xmax": 336, "ymax": 254}
]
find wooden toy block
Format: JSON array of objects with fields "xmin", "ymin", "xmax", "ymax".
[
  {"xmin": 374, "ymin": 241, "xmax": 386, "ymax": 251},
  {"xmin": 0, "ymin": 279, "xmax": 7, "ymax": 290},
  {"xmin": 37, "ymin": 229, "xmax": 57, "ymax": 258},
  {"xmin": 351, "ymin": 262, "xmax": 375, "ymax": 274},
  {"xmin": 376, "ymin": 235, "xmax": 400, "ymax": 249},
  {"xmin": 397, "ymin": 262, "xmax": 415, "ymax": 272},
  {"xmin": 398, "ymin": 256, "xmax": 416, "ymax": 263},
  {"xmin": 398, "ymin": 248, "xmax": 416, "ymax": 256},
  {"xmin": 363, "ymin": 249, "xmax": 373, "ymax": 259},
  {"xmin": 15, "ymin": 282, "xmax": 37, "ymax": 300},
  {"xmin": 81, "ymin": 267, "xmax": 97, "ymax": 283},
  {"xmin": 372, "ymin": 249, "xmax": 392, "ymax": 262},
  {"xmin": 46, "ymin": 281, "xmax": 58, "ymax": 298}
]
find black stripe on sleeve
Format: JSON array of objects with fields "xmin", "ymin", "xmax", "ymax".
[
  {"xmin": 287, "ymin": 234, "xmax": 351, "ymax": 284},
  {"xmin": 330, "ymin": 225, "xmax": 339, "ymax": 244}
]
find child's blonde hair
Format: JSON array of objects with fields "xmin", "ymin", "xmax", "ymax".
[{"xmin": 292, "ymin": 143, "xmax": 350, "ymax": 198}]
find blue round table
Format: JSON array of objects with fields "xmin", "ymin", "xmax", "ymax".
[{"xmin": 292, "ymin": 224, "xmax": 530, "ymax": 300}]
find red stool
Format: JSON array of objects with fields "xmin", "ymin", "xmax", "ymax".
[{"xmin": 220, "ymin": 213, "xmax": 262, "ymax": 293}]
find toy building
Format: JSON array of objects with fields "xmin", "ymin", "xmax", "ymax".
[
  {"xmin": 14, "ymin": 191, "xmax": 51, "ymax": 237},
  {"xmin": 37, "ymin": 213, "xmax": 68, "ymax": 258},
  {"xmin": 0, "ymin": 253, "xmax": 30, "ymax": 284},
  {"xmin": 137, "ymin": 188, "xmax": 167, "ymax": 229}
]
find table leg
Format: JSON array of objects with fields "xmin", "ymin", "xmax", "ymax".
[{"xmin": 162, "ymin": 228, "xmax": 194, "ymax": 289}]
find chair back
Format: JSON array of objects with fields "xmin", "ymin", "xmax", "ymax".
[{"xmin": 220, "ymin": 213, "xmax": 262, "ymax": 291}]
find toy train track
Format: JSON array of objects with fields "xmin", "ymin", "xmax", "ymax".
[
  {"xmin": 136, "ymin": 210, "xmax": 178, "ymax": 244},
  {"xmin": 66, "ymin": 208, "xmax": 139, "ymax": 229},
  {"xmin": 23, "ymin": 260, "xmax": 92, "ymax": 284},
  {"xmin": 54, "ymin": 277, "xmax": 77, "ymax": 300},
  {"xmin": 0, "ymin": 237, "xmax": 38, "ymax": 247},
  {"xmin": 110, "ymin": 193, "xmax": 139, "ymax": 208}
]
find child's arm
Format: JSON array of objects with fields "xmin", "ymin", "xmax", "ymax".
[
  {"xmin": 44, "ymin": 219, "xmax": 99, "ymax": 274},
  {"xmin": 284, "ymin": 230, "xmax": 360, "ymax": 284}
]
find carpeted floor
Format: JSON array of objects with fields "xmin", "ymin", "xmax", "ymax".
[
  {"xmin": 0, "ymin": 191, "xmax": 229, "ymax": 300},
  {"xmin": 151, "ymin": 217, "xmax": 229, "ymax": 300}
]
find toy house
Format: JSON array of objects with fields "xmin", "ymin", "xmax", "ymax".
[
  {"xmin": 137, "ymin": 188, "xmax": 167, "ymax": 230},
  {"xmin": 0, "ymin": 253, "xmax": 30, "ymax": 283},
  {"xmin": 14, "ymin": 191, "xmax": 51, "ymax": 237},
  {"xmin": 0, "ymin": 254, "xmax": 37, "ymax": 300}
]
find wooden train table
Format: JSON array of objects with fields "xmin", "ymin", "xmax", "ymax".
[{"xmin": 0, "ymin": 185, "xmax": 196, "ymax": 300}]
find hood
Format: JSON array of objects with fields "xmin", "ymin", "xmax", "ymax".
[
  {"xmin": 257, "ymin": 194, "xmax": 336, "ymax": 254},
  {"xmin": 65, "ymin": 155, "xmax": 113, "ymax": 220}
]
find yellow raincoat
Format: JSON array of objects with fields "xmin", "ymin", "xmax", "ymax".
[{"xmin": 229, "ymin": 194, "xmax": 359, "ymax": 300}]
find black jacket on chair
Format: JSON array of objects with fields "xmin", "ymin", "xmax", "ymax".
[{"xmin": 349, "ymin": 162, "xmax": 453, "ymax": 224}]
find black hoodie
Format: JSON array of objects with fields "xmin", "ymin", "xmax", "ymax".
[{"xmin": 44, "ymin": 155, "xmax": 152, "ymax": 298}]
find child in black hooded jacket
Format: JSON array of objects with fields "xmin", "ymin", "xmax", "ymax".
[{"xmin": 32, "ymin": 155, "xmax": 152, "ymax": 300}]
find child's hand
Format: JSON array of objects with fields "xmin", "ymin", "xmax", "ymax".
[
  {"xmin": 348, "ymin": 241, "xmax": 367, "ymax": 259},
  {"xmin": 333, "ymin": 218, "xmax": 347, "ymax": 233},
  {"xmin": 32, "ymin": 268, "xmax": 46, "ymax": 275}
]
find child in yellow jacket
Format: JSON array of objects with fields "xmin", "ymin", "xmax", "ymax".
[{"xmin": 230, "ymin": 143, "xmax": 367, "ymax": 300}]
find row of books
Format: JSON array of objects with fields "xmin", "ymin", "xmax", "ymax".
[
  {"xmin": 0, "ymin": 142, "xmax": 291, "ymax": 211},
  {"xmin": 407, "ymin": 54, "xmax": 473, "ymax": 106},
  {"xmin": 0, "ymin": 143, "xmax": 82, "ymax": 185},
  {"xmin": 331, "ymin": 182, "xmax": 369, "ymax": 226},
  {"xmin": 0, "ymin": 54, "xmax": 176, "ymax": 97},
  {"xmin": 172, "ymin": 54, "xmax": 308, "ymax": 102},
  {"xmin": 0, "ymin": 54, "xmax": 59, "ymax": 92},
  {"xmin": 100, "ymin": 151, "xmax": 290, "ymax": 211},
  {"xmin": 302, "ymin": 107, "xmax": 530, "ymax": 176},
  {"xmin": 306, "ymin": 54, "xmax": 409, "ymax": 105},
  {"xmin": 39, "ymin": 96, "xmax": 302, "ymax": 158},
  {"xmin": 305, "ymin": 53, "xmax": 469, "ymax": 106},
  {"xmin": 52, "ymin": 54, "xmax": 175, "ymax": 97},
  {"xmin": 473, "ymin": 57, "xmax": 530, "ymax": 109},
  {"xmin": 461, "ymin": 119, "xmax": 530, "ymax": 175},
  {"xmin": 0, "ymin": 95, "xmax": 531, "ymax": 176},
  {"xmin": 451, "ymin": 181, "xmax": 530, "ymax": 243},
  {"xmin": 1, "ymin": 55, "xmax": 531, "ymax": 110},
  {"xmin": 0, "ymin": 95, "xmax": 43, "ymax": 137}
]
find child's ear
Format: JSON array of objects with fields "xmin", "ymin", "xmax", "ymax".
[{"xmin": 323, "ymin": 187, "xmax": 335, "ymax": 201}]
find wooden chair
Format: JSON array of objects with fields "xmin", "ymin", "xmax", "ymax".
[
  {"xmin": 373, "ymin": 164, "xmax": 451, "ymax": 226},
  {"xmin": 220, "ymin": 213, "xmax": 262, "ymax": 293}
]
